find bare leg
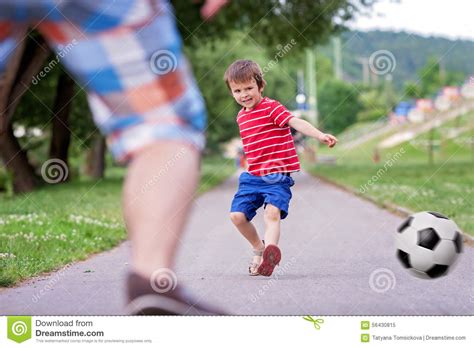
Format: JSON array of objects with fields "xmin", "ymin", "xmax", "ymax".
[
  {"xmin": 230, "ymin": 212, "xmax": 265, "ymax": 271},
  {"xmin": 122, "ymin": 141, "xmax": 199, "ymax": 278},
  {"xmin": 230, "ymin": 212, "xmax": 265, "ymax": 250},
  {"xmin": 254, "ymin": 204, "xmax": 282, "ymax": 276},
  {"xmin": 263, "ymin": 204, "xmax": 281, "ymax": 246}
]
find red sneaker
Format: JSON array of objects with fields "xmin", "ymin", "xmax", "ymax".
[{"xmin": 257, "ymin": 244, "xmax": 281, "ymax": 276}]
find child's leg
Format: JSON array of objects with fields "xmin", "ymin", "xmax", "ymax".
[
  {"xmin": 263, "ymin": 204, "xmax": 281, "ymax": 246},
  {"xmin": 256, "ymin": 204, "xmax": 282, "ymax": 276},
  {"xmin": 230, "ymin": 212, "xmax": 264, "ymax": 275},
  {"xmin": 123, "ymin": 142, "xmax": 199, "ymax": 277},
  {"xmin": 229, "ymin": 212, "xmax": 265, "ymax": 250}
]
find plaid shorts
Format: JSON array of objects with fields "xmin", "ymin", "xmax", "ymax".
[{"xmin": 0, "ymin": 0, "xmax": 206, "ymax": 162}]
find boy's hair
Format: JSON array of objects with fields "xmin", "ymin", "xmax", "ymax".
[{"xmin": 224, "ymin": 59, "xmax": 266, "ymax": 91}]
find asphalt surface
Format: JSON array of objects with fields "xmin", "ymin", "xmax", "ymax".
[{"xmin": 1, "ymin": 171, "xmax": 472, "ymax": 315}]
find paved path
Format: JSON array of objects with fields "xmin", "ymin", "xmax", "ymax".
[{"xmin": 1, "ymin": 171, "xmax": 472, "ymax": 315}]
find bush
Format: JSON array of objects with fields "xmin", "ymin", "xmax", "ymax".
[{"xmin": 318, "ymin": 80, "xmax": 361, "ymax": 134}]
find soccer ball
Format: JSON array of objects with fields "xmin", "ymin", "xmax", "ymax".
[{"xmin": 395, "ymin": 211, "xmax": 463, "ymax": 279}]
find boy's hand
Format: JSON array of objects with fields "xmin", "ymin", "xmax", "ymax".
[{"xmin": 318, "ymin": 133, "xmax": 338, "ymax": 148}]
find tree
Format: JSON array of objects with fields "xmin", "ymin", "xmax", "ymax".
[
  {"xmin": 0, "ymin": 34, "xmax": 51, "ymax": 192},
  {"xmin": 318, "ymin": 79, "xmax": 361, "ymax": 134},
  {"xmin": 404, "ymin": 81, "xmax": 421, "ymax": 99},
  {"xmin": 178, "ymin": 1, "xmax": 377, "ymax": 150},
  {"xmin": 418, "ymin": 57, "xmax": 443, "ymax": 97},
  {"xmin": 1, "ymin": 1, "xmax": 377, "ymax": 191},
  {"xmin": 338, "ymin": 30, "xmax": 474, "ymax": 90},
  {"xmin": 84, "ymin": 134, "xmax": 106, "ymax": 179},
  {"xmin": 356, "ymin": 87, "xmax": 388, "ymax": 122},
  {"xmin": 173, "ymin": 1, "xmax": 377, "ymax": 49},
  {"xmin": 49, "ymin": 71, "xmax": 75, "ymax": 182},
  {"xmin": 0, "ymin": 34, "xmax": 96, "ymax": 192},
  {"xmin": 408, "ymin": 57, "xmax": 467, "ymax": 98}
]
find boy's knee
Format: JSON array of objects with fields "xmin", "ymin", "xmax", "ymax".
[
  {"xmin": 264, "ymin": 205, "xmax": 281, "ymax": 222},
  {"xmin": 230, "ymin": 212, "xmax": 247, "ymax": 225}
]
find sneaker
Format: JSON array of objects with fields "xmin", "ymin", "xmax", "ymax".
[
  {"xmin": 125, "ymin": 272, "xmax": 225, "ymax": 315},
  {"xmin": 257, "ymin": 244, "xmax": 281, "ymax": 276}
]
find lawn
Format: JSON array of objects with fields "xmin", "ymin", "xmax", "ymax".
[
  {"xmin": 0, "ymin": 156, "xmax": 236, "ymax": 287},
  {"xmin": 308, "ymin": 112, "xmax": 473, "ymax": 236}
]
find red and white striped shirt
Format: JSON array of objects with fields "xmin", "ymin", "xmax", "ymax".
[{"xmin": 237, "ymin": 97, "xmax": 300, "ymax": 176}]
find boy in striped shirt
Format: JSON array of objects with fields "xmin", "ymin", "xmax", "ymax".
[{"xmin": 224, "ymin": 59, "xmax": 338, "ymax": 276}]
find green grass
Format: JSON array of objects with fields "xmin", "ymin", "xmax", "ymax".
[
  {"xmin": 309, "ymin": 161, "xmax": 473, "ymax": 234},
  {"xmin": 309, "ymin": 112, "xmax": 474, "ymax": 236},
  {"xmin": 198, "ymin": 156, "xmax": 236, "ymax": 194},
  {"xmin": 0, "ymin": 156, "xmax": 235, "ymax": 287}
]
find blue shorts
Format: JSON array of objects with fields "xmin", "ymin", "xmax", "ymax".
[{"xmin": 230, "ymin": 172, "xmax": 295, "ymax": 221}]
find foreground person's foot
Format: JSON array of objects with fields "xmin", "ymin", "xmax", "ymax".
[{"xmin": 125, "ymin": 272, "xmax": 226, "ymax": 315}]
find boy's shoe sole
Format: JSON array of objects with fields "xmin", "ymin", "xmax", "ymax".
[{"xmin": 257, "ymin": 245, "xmax": 281, "ymax": 276}]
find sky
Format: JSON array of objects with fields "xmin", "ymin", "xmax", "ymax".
[{"xmin": 348, "ymin": 0, "xmax": 473, "ymax": 41}]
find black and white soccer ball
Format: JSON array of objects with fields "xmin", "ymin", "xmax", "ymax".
[{"xmin": 395, "ymin": 211, "xmax": 463, "ymax": 279}]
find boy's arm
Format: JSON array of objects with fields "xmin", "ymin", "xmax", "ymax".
[{"xmin": 288, "ymin": 117, "xmax": 338, "ymax": 148}]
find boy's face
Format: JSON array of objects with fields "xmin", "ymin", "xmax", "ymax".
[{"xmin": 228, "ymin": 78, "xmax": 263, "ymax": 110}]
